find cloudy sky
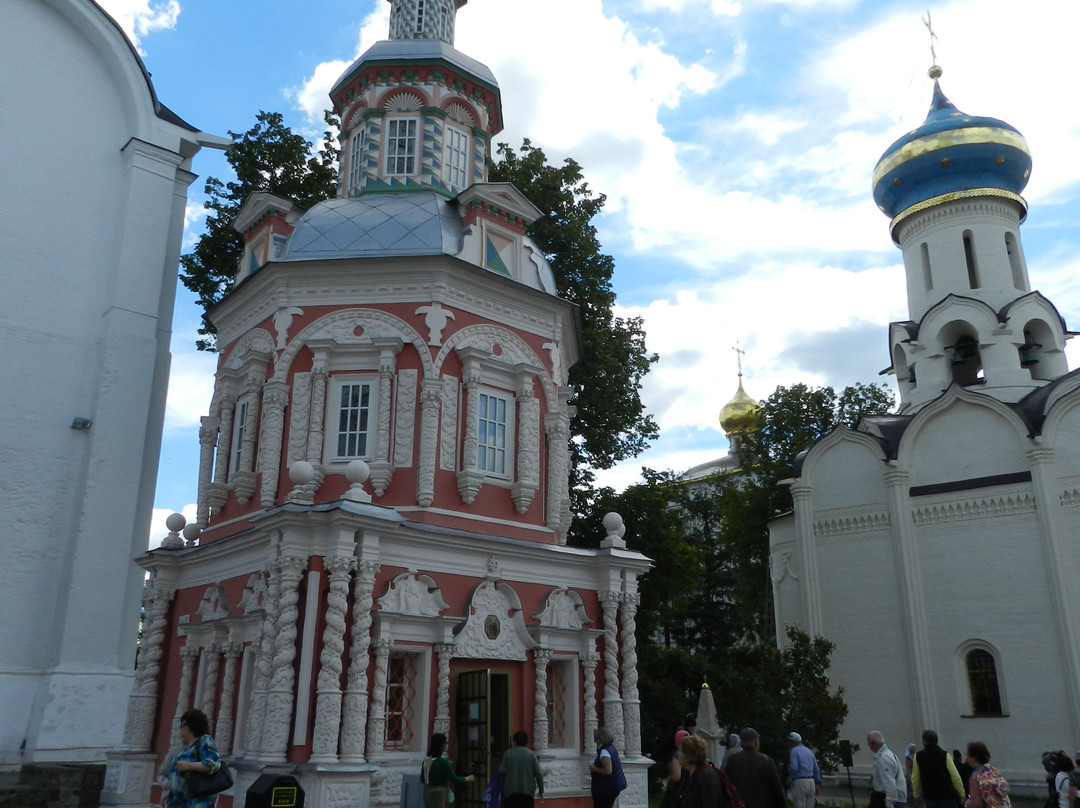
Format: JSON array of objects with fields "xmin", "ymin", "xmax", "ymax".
[{"xmin": 99, "ymin": 0, "xmax": 1080, "ymax": 543}]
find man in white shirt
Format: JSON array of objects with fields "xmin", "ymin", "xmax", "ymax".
[{"xmin": 868, "ymin": 731, "xmax": 907, "ymax": 808}]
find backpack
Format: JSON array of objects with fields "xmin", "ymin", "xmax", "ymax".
[
  {"xmin": 708, "ymin": 762, "xmax": 745, "ymax": 808},
  {"xmin": 975, "ymin": 765, "xmax": 1011, "ymax": 808}
]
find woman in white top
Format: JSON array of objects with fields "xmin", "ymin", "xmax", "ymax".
[{"xmin": 1050, "ymin": 751, "xmax": 1076, "ymax": 808}]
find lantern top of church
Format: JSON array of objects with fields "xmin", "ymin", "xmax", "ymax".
[
  {"xmin": 872, "ymin": 66, "xmax": 1031, "ymax": 226},
  {"xmin": 388, "ymin": 0, "xmax": 467, "ymax": 46}
]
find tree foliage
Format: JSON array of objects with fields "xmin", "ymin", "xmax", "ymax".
[
  {"xmin": 180, "ymin": 110, "xmax": 339, "ymax": 350},
  {"xmin": 489, "ymin": 141, "xmax": 659, "ymax": 533}
]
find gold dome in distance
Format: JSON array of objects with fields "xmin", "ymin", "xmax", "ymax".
[{"xmin": 719, "ymin": 376, "xmax": 761, "ymax": 435}]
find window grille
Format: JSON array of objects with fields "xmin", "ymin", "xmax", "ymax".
[
  {"xmin": 477, "ymin": 393, "xmax": 508, "ymax": 475},
  {"xmin": 546, "ymin": 660, "xmax": 569, "ymax": 747},
  {"xmin": 385, "ymin": 653, "xmax": 417, "ymax": 750},
  {"xmin": 336, "ymin": 382, "xmax": 372, "ymax": 458},
  {"xmin": 386, "ymin": 119, "xmax": 417, "ymax": 176},
  {"xmin": 966, "ymin": 649, "xmax": 1003, "ymax": 716}
]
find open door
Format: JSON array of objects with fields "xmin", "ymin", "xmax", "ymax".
[{"xmin": 455, "ymin": 669, "xmax": 511, "ymax": 808}]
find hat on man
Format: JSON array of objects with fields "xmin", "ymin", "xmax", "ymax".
[
  {"xmin": 739, "ymin": 727, "xmax": 760, "ymax": 743},
  {"xmin": 788, "ymin": 732, "xmax": 802, "ymax": 743}
]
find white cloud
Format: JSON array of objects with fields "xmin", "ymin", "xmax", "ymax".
[
  {"xmin": 164, "ymin": 344, "xmax": 217, "ymax": 431},
  {"xmin": 96, "ymin": 0, "xmax": 180, "ymax": 51},
  {"xmin": 147, "ymin": 502, "xmax": 198, "ymax": 550}
]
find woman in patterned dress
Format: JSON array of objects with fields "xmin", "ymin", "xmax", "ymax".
[{"xmin": 163, "ymin": 709, "xmax": 224, "ymax": 808}]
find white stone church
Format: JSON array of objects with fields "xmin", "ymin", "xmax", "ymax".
[{"xmin": 770, "ymin": 66, "xmax": 1080, "ymax": 785}]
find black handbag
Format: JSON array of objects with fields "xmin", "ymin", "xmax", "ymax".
[{"xmin": 187, "ymin": 763, "xmax": 233, "ymax": 799}]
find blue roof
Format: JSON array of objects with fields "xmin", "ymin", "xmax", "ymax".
[
  {"xmin": 280, "ymin": 193, "xmax": 464, "ymax": 260},
  {"xmin": 872, "ymin": 81, "xmax": 1031, "ymax": 222}
]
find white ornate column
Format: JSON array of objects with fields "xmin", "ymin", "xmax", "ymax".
[
  {"xmin": 171, "ymin": 643, "xmax": 199, "ymax": 748},
  {"xmin": 121, "ymin": 583, "xmax": 175, "ymax": 750},
  {"xmin": 532, "ymin": 648, "xmax": 552, "ymax": 752},
  {"xmin": 215, "ymin": 642, "xmax": 243, "ymax": 755},
  {"xmin": 246, "ymin": 562, "xmax": 282, "ymax": 754},
  {"xmin": 340, "ymin": 560, "xmax": 379, "ymax": 763},
  {"xmin": 208, "ymin": 397, "xmax": 234, "ymax": 510},
  {"xmin": 311, "ymin": 556, "xmax": 357, "ymax": 762},
  {"xmin": 433, "ymin": 643, "xmax": 454, "ymax": 737},
  {"xmin": 884, "ymin": 466, "xmax": 937, "ymax": 730},
  {"xmin": 544, "ymin": 403, "xmax": 572, "ymax": 543},
  {"xmin": 1028, "ymin": 447, "xmax": 1080, "ymax": 740},
  {"xmin": 581, "ymin": 649, "xmax": 600, "ymax": 751},
  {"xmin": 619, "ymin": 592, "xmax": 642, "ymax": 757},
  {"xmin": 457, "ymin": 350, "xmax": 484, "ymax": 502},
  {"xmin": 365, "ymin": 638, "xmax": 392, "ymax": 759},
  {"xmin": 196, "ymin": 416, "xmax": 219, "ymax": 527},
  {"xmin": 262, "ymin": 555, "xmax": 308, "ymax": 762},
  {"xmin": 258, "ymin": 380, "xmax": 290, "ymax": 507},
  {"xmin": 305, "ymin": 363, "xmax": 328, "ymax": 497},
  {"xmin": 200, "ymin": 643, "xmax": 222, "ymax": 732},
  {"xmin": 600, "ymin": 591, "xmax": 624, "ymax": 749},
  {"xmin": 369, "ymin": 342, "xmax": 400, "ymax": 496},
  {"xmin": 417, "ymin": 378, "xmax": 443, "ymax": 507},
  {"xmin": 513, "ymin": 372, "xmax": 540, "ymax": 513}
]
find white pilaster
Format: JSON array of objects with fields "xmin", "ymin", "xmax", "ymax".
[{"xmin": 532, "ymin": 648, "xmax": 552, "ymax": 752}]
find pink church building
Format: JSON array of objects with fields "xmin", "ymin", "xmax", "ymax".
[{"xmin": 102, "ymin": 2, "xmax": 651, "ymax": 806}]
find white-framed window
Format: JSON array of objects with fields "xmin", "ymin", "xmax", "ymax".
[
  {"xmin": 957, "ymin": 640, "xmax": 1007, "ymax": 718},
  {"xmin": 328, "ymin": 376, "xmax": 377, "ymax": 461},
  {"xmin": 477, "ymin": 390, "xmax": 511, "ymax": 477},
  {"xmin": 230, "ymin": 398, "xmax": 250, "ymax": 478},
  {"xmin": 443, "ymin": 125, "xmax": 469, "ymax": 188},
  {"xmin": 386, "ymin": 118, "xmax": 418, "ymax": 176},
  {"xmin": 348, "ymin": 129, "xmax": 365, "ymax": 192},
  {"xmin": 384, "ymin": 652, "xmax": 420, "ymax": 751}
]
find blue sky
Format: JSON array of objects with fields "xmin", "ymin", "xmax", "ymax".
[{"xmin": 98, "ymin": 0, "xmax": 1080, "ymax": 543}]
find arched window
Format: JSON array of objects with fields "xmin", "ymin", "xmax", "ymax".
[
  {"xmin": 966, "ymin": 648, "xmax": 1003, "ymax": 716},
  {"xmin": 947, "ymin": 334, "xmax": 982, "ymax": 386},
  {"xmin": 963, "ymin": 230, "xmax": 980, "ymax": 289}
]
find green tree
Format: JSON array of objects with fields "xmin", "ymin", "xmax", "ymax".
[
  {"xmin": 489, "ymin": 140, "xmax": 659, "ymax": 536},
  {"xmin": 180, "ymin": 110, "xmax": 339, "ymax": 350}
]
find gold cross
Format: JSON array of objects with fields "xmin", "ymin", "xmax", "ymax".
[{"xmin": 733, "ymin": 342, "xmax": 745, "ymax": 377}]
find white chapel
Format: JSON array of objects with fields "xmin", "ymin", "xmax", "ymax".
[{"xmin": 770, "ymin": 65, "xmax": 1080, "ymax": 785}]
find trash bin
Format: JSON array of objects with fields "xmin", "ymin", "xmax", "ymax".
[{"xmin": 245, "ymin": 774, "xmax": 304, "ymax": 808}]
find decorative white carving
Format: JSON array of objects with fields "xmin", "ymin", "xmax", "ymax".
[
  {"xmin": 545, "ymin": 413, "xmax": 572, "ymax": 544},
  {"xmin": 416, "ymin": 302, "xmax": 457, "ymax": 346},
  {"xmin": 911, "ymin": 490, "xmax": 1036, "ymax": 525},
  {"xmin": 393, "ymin": 369, "xmax": 418, "ymax": 468},
  {"xmin": 305, "ymin": 365, "xmax": 328, "ymax": 499},
  {"xmin": 345, "ymin": 105, "xmax": 366, "ymax": 132},
  {"xmin": 454, "ymin": 581, "xmax": 537, "ymax": 661},
  {"xmin": 813, "ymin": 510, "xmax": 891, "ymax": 539},
  {"xmin": 600, "ymin": 591, "xmax": 624, "ymax": 750},
  {"xmin": 233, "ymin": 382, "xmax": 260, "ymax": 505},
  {"xmin": 200, "ymin": 644, "xmax": 222, "ymax": 730},
  {"xmin": 170, "ymin": 644, "xmax": 198, "ymax": 749},
  {"xmin": 259, "ymin": 380, "xmax": 290, "ymax": 507},
  {"xmin": 458, "ymin": 372, "xmax": 482, "ymax": 503},
  {"xmin": 770, "ymin": 551, "xmax": 801, "ymax": 585},
  {"xmin": 385, "ymin": 92, "xmax": 423, "ymax": 112},
  {"xmin": 246, "ymin": 563, "xmax": 282, "ymax": 753},
  {"xmin": 197, "ymin": 416, "xmax": 218, "ymax": 528},
  {"xmin": 210, "ymin": 399, "xmax": 234, "ymax": 504},
  {"xmin": 262, "ymin": 556, "xmax": 307, "ymax": 761},
  {"xmin": 324, "ymin": 782, "xmax": 370, "ymax": 808},
  {"xmin": 195, "ymin": 584, "xmax": 230, "ymax": 622},
  {"xmin": 370, "ymin": 357, "xmax": 396, "ymax": 496},
  {"xmin": 417, "ymin": 379, "xmax": 442, "ymax": 506},
  {"xmin": 434, "ymin": 324, "xmax": 556, "ymax": 410},
  {"xmin": 620, "ymin": 592, "xmax": 642, "ymax": 757},
  {"xmin": 222, "ymin": 328, "xmax": 275, "ymax": 372},
  {"xmin": 513, "ymin": 378, "xmax": 540, "ymax": 513},
  {"xmin": 533, "ymin": 649, "xmax": 552, "ymax": 752},
  {"xmin": 341, "ymin": 560, "xmax": 379, "ymax": 763},
  {"xmin": 378, "ymin": 571, "xmax": 450, "ymax": 617},
  {"xmin": 287, "ymin": 372, "xmax": 312, "ymax": 464},
  {"xmin": 122, "ymin": 584, "xmax": 174, "ymax": 750},
  {"xmin": 445, "ymin": 102, "xmax": 475, "ymax": 127},
  {"xmin": 238, "ymin": 572, "xmax": 267, "ymax": 614},
  {"xmin": 434, "ymin": 643, "xmax": 453, "ymax": 736},
  {"xmin": 542, "ymin": 340, "xmax": 567, "ymax": 386},
  {"xmin": 582, "ymin": 647, "xmax": 600, "ymax": 753},
  {"xmin": 215, "ymin": 643, "xmax": 243, "ymax": 755},
  {"xmin": 312, "ymin": 556, "xmax": 357, "ymax": 761},
  {"xmin": 366, "ymin": 638, "xmax": 392, "ymax": 756},
  {"xmin": 440, "ymin": 376, "xmax": 459, "ymax": 471},
  {"xmin": 534, "ymin": 588, "xmax": 590, "ymax": 630},
  {"xmin": 273, "ymin": 307, "xmax": 304, "ymax": 351}
]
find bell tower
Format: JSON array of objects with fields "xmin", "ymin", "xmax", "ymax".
[{"xmin": 388, "ymin": 0, "xmax": 467, "ymax": 45}]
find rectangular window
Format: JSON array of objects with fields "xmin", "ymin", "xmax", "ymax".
[
  {"xmin": 386, "ymin": 118, "xmax": 417, "ymax": 176},
  {"xmin": 385, "ymin": 653, "xmax": 418, "ymax": 751},
  {"xmin": 335, "ymin": 381, "xmax": 373, "ymax": 459},
  {"xmin": 477, "ymin": 392, "xmax": 509, "ymax": 476},
  {"xmin": 546, "ymin": 659, "xmax": 570, "ymax": 748},
  {"xmin": 348, "ymin": 129, "xmax": 364, "ymax": 192},
  {"xmin": 443, "ymin": 126, "xmax": 469, "ymax": 188},
  {"xmin": 230, "ymin": 399, "xmax": 249, "ymax": 477}
]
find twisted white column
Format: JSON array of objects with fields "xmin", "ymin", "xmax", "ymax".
[
  {"xmin": 171, "ymin": 644, "xmax": 199, "ymax": 749},
  {"xmin": 581, "ymin": 649, "xmax": 600, "ymax": 752},
  {"xmin": 121, "ymin": 584, "xmax": 175, "ymax": 750},
  {"xmin": 215, "ymin": 643, "xmax": 243, "ymax": 755},
  {"xmin": 200, "ymin": 643, "xmax": 222, "ymax": 734},
  {"xmin": 311, "ymin": 556, "xmax": 357, "ymax": 762},
  {"xmin": 365, "ymin": 638, "xmax": 392, "ymax": 758},
  {"xmin": 532, "ymin": 649, "xmax": 552, "ymax": 752},
  {"xmin": 262, "ymin": 556, "xmax": 307, "ymax": 762},
  {"xmin": 600, "ymin": 591, "xmax": 624, "ymax": 750},
  {"xmin": 433, "ymin": 643, "xmax": 453, "ymax": 737},
  {"xmin": 246, "ymin": 563, "xmax": 282, "ymax": 754},
  {"xmin": 619, "ymin": 592, "xmax": 642, "ymax": 757},
  {"xmin": 340, "ymin": 560, "xmax": 379, "ymax": 763},
  {"xmin": 196, "ymin": 416, "xmax": 219, "ymax": 527}
]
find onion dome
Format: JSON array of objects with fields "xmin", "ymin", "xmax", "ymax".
[
  {"xmin": 719, "ymin": 377, "xmax": 761, "ymax": 435},
  {"xmin": 872, "ymin": 67, "xmax": 1031, "ymax": 233}
]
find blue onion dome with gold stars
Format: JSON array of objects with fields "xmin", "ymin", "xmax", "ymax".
[{"xmin": 872, "ymin": 66, "xmax": 1031, "ymax": 233}]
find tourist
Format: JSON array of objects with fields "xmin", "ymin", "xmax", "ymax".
[
  {"xmin": 867, "ymin": 731, "xmax": 906, "ymax": 808},
  {"xmin": 964, "ymin": 742, "xmax": 1010, "ymax": 808},
  {"xmin": 164, "ymin": 708, "xmax": 224, "ymax": 808},
  {"xmin": 905, "ymin": 745, "xmax": 917, "ymax": 808},
  {"xmin": 954, "ymin": 750, "xmax": 974, "ymax": 797},
  {"xmin": 911, "ymin": 730, "xmax": 965, "ymax": 808},
  {"xmin": 670, "ymin": 730, "xmax": 691, "ymax": 786},
  {"xmin": 589, "ymin": 727, "xmax": 627, "ymax": 808},
  {"xmin": 498, "ymin": 731, "xmax": 544, "ymax": 808},
  {"xmin": 422, "ymin": 733, "xmax": 475, "ymax": 808},
  {"xmin": 668, "ymin": 735, "xmax": 721, "ymax": 808},
  {"xmin": 1049, "ymin": 751, "xmax": 1076, "ymax": 808},
  {"xmin": 724, "ymin": 728, "xmax": 785, "ymax": 808},
  {"xmin": 685, "ymin": 714, "xmax": 699, "ymax": 735},
  {"xmin": 787, "ymin": 732, "xmax": 822, "ymax": 808},
  {"xmin": 723, "ymin": 734, "xmax": 743, "ymax": 770}
]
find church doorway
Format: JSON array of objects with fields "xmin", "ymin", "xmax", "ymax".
[{"xmin": 455, "ymin": 669, "xmax": 512, "ymax": 808}]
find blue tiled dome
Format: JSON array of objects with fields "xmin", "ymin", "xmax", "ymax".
[{"xmin": 872, "ymin": 77, "xmax": 1031, "ymax": 224}]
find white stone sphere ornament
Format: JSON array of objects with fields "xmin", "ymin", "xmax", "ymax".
[
  {"xmin": 182, "ymin": 523, "xmax": 202, "ymax": 548},
  {"xmin": 161, "ymin": 512, "xmax": 186, "ymax": 550},
  {"xmin": 343, "ymin": 459, "xmax": 372, "ymax": 503},
  {"xmin": 285, "ymin": 460, "xmax": 316, "ymax": 504},
  {"xmin": 601, "ymin": 511, "xmax": 627, "ymax": 549}
]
